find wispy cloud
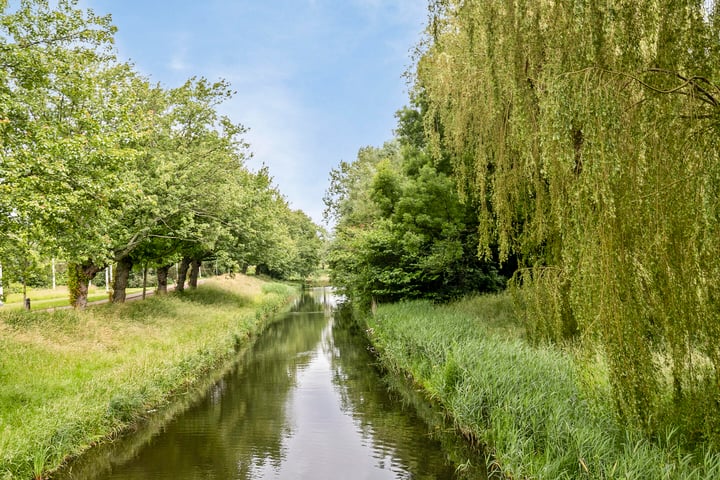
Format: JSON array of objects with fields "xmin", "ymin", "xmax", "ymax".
[
  {"xmin": 215, "ymin": 63, "xmax": 325, "ymax": 221},
  {"xmin": 167, "ymin": 34, "xmax": 191, "ymax": 72},
  {"xmin": 81, "ymin": 0, "xmax": 427, "ymax": 224},
  {"xmin": 168, "ymin": 52, "xmax": 189, "ymax": 72}
]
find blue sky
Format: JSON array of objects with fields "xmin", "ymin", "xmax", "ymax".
[{"xmin": 80, "ymin": 0, "xmax": 428, "ymax": 225}]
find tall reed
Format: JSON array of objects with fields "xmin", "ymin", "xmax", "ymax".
[{"xmin": 367, "ymin": 293, "xmax": 720, "ymax": 479}]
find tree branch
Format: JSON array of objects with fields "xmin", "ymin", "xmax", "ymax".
[{"xmin": 562, "ymin": 66, "xmax": 720, "ymax": 108}]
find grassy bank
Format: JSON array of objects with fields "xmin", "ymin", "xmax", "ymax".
[
  {"xmin": 0, "ymin": 275, "xmax": 296, "ymax": 480},
  {"xmin": 367, "ymin": 294, "xmax": 720, "ymax": 479}
]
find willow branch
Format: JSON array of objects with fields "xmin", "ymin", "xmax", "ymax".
[
  {"xmin": 562, "ymin": 67, "xmax": 720, "ymax": 107},
  {"xmin": 646, "ymin": 68, "xmax": 720, "ymax": 106}
]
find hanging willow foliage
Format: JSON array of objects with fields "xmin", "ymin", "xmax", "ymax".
[{"xmin": 418, "ymin": 0, "xmax": 720, "ymax": 437}]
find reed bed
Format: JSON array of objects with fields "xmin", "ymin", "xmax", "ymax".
[{"xmin": 367, "ymin": 293, "xmax": 720, "ymax": 479}]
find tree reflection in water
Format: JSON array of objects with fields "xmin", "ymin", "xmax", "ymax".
[{"xmin": 56, "ymin": 288, "xmax": 484, "ymax": 480}]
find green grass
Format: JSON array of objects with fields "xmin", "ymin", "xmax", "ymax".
[
  {"xmin": 0, "ymin": 275, "xmax": 296, "ymax": 480},
  {"xmin": 367, "ymin": 293, "xmax": 720, "ymax": 479},
  {"xmin": 1, "ymin": 286, "xmax": 145, "ymax": 311}
]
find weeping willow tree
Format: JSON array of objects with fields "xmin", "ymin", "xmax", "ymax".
[{"xmin": 418, "ymin": 0, "xmax": 720, "ymax": 438}]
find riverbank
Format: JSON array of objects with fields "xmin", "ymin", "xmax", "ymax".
[
  {"xmin": 366, "ymin": 293, "xmax": 720, "ymax": 479},
  {"xmin": 0, "ymin": 275, "xmax": 296, "ymax": 480}
]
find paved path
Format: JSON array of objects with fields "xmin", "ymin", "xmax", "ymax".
[
  {"xmin": 43, "ymin": 282, "xmax": 201, "ymax": 311},
  {"xmin": 2, "ymin": 279, "xmax": 207, "ymax": 312}
]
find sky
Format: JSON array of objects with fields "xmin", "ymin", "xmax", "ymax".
[{"xmin": 79, "ymin": 0, "xmax": 429, "ymax": 225}]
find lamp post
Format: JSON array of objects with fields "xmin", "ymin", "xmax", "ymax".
[{"xmin": 0, "ymin": 262, "xmax": 4, "ymax": 306}]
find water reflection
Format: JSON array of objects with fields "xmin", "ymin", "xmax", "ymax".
[
  {"xmin": 57, "ymin": 288, "xmax": 481, "ymax": 480},
  {"xmin": 329, "ymin": 304, "xmax": 488, "ymax": 479}
]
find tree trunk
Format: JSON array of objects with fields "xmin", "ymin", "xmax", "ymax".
[
  {"xmin": 156, "ymin": 264, "xmax": 172, "ymax": 294},
  {"xmin": 70, "ymin": 262, "xmax": 102, "ymax": 309},
  {"xmin": 176, "ymin": 256, "xmax": 191, "ymax": 293},
  {"xmin": 112, "ymin": 256, "xmax": 133, "ymax": 303},
  {"xmin": 189, "ymin": 258, "xmax": 201, "ymax": 289}
]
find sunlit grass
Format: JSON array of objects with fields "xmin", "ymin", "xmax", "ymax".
[
  {"xmin": 367, "ymin": 292, "xmax": 720, "ymax": 479},
  {"xmin": 1, "ymin": 286, "xmax": 145, "ymax": 311},
  {"xmin": 0, "ymin": 275, "xmax": 295, "ymax": 480}
]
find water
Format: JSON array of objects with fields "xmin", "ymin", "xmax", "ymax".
[{"xmin": 57, "ymin": 287, "xmax": 484, "ymax": 479}]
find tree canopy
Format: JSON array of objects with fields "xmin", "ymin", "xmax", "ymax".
[
  {"xmin": 416, "ymin": 0, "xmax": 720, "ymax": 440},
  {"xmin": 324, "ymin": 101, "xmax": 506, "ymax": 305},
  {"xmin": 0, "ymin": 0, "xmax": 322, "ymax": 306}
]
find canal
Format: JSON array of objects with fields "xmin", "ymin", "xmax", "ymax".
[{"xmin": 56, "ymin": 287, "xmax": 485, "ymax": 479}]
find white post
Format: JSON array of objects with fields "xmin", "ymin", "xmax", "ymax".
[
  {"xmin": 105, "ymin": 267, "xmax": 110, "ymax": 293},
  {"xmin": 0, "ymin": 262, "xmax": 4, "ymax": 306},
  {"xmin": 52, "ymin": 258, "xmax": 56, "ymax": 290}
]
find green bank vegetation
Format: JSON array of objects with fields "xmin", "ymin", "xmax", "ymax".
[
  {"xmin": 326, "ymin": 0, "xmax": 720, "ymax": 476},
  {"xmin": 368, "ymin": 295, "xmax": 720, "ymax": 479},
  {"xmin": 0, "ymin": 275, "xmax": 295, "ymax": 480},
  {"xmin": 417, "ymin": 0, "xmax": 720, "ymax": 441}
]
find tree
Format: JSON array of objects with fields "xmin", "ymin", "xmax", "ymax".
[
  {"xmin": 0, "ymin": 217, "xmax": 46, "ymax": 303},
  {"xmin": 326, "ymin": 130, "xmax": 504, "ymax": 305},
  {"xmin": 417, "ymin": 0, "xmax": 720, "ymax": 437},
  {"xmin": 0, "ymin": 0, "xmax": 132, "ymax": 307},
  {"xmin": 0, "ymin": 0, "xmax": 320, "ymax": 309},
  {"xmin": 108, "ymin": 77, "xmax": 252, "ymax": 300},
  {"xmin": 284, "ymin": 209, "xmax": 323, "ymax": 280}
]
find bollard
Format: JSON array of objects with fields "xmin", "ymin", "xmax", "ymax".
[{"xmin": 24, "ymin": 298, "xmax": 30, "ymax": 310}]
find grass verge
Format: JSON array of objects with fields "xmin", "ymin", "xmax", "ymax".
[
  {"xmin": 366, "ymin": 293, "xmax": 720, "ymax": 479},
  {"xmin": 0, "ymin": 275, "xmax": 296, "ymax": 480},
  {"xmin": 1, "ymin": 287, "xmax": 146, "ymax": 311}
]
